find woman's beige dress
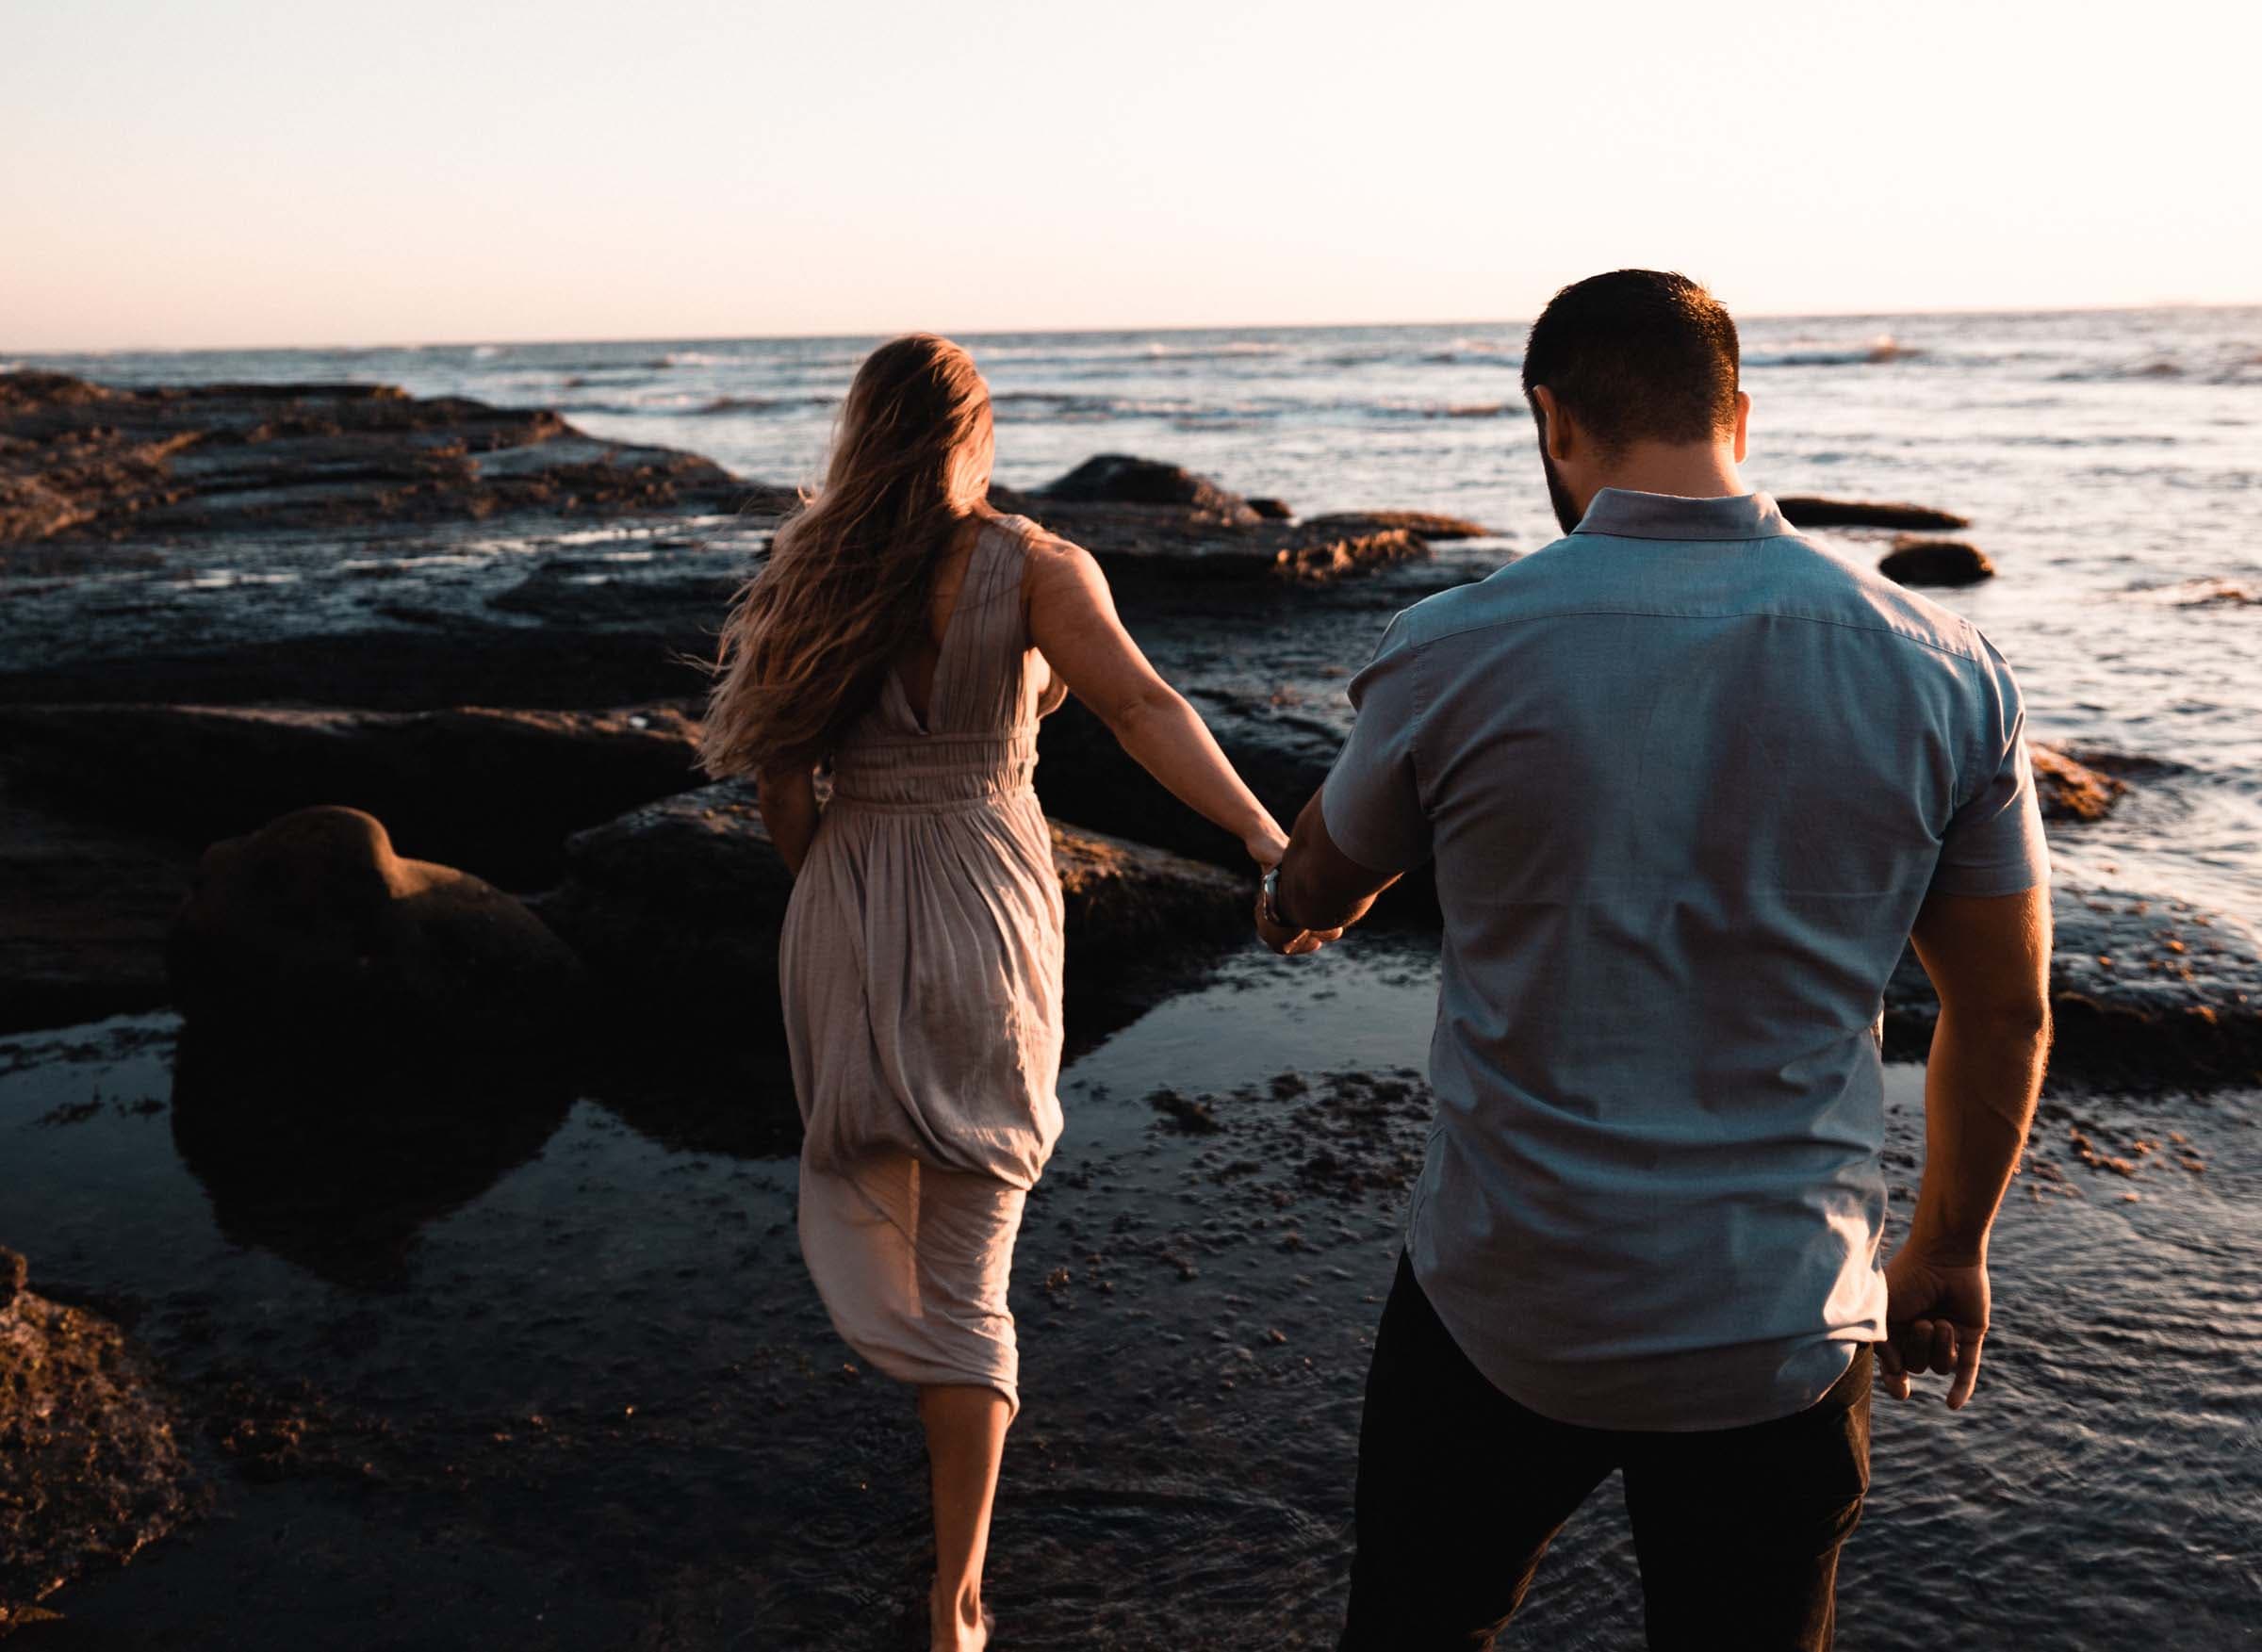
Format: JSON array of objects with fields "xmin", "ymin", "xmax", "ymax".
[{"xmin": 784, "ymin": 515, "xmax": 1069, "ymax": 1417}]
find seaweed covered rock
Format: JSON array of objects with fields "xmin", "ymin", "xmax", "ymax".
[
  {"xmin": 2029, "ymin": 744, "xmax": 2130, "ymax": 823},
  {"xmin": 0, "ymin": 1247, "xmax": 196, "ymax": 1632},
  {"xmin": 165, "ymin": 805, "xmax": 586, "ymax": 1056}
]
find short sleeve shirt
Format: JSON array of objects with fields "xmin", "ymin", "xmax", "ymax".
[{"xmin": 1321, "ymin": 488, "xmax": 2049, "ymax": 1431}]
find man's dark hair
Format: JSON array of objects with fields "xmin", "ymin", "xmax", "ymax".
[{"xmin": 1521, "ymin": 270, "xmax": 1740, "ymax": 451}]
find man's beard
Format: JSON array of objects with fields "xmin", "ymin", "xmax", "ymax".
[{"xmin": 1539, "ymin": 445, "xmax": 1583, "ymax": 534}]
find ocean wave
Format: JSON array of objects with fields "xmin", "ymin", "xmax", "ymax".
[
  {"xmin": 1746, "ymin": 335, "xmax": 1921, "ymax": 368},
  {"xmin": 2054, "ymin": 346, "xmax": 2262, "ymax": 384},
  {"xmin": 696, "ymin": 394, "xmax": 836, "ymax": 416},
  {"xmin": 2126, "ymin": 576, "xmax": 2262, "ymax": 608}
]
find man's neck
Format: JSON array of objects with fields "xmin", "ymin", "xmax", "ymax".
[{"xmin": 1582, "ymin": 443, "xmax": 1745, "ymax": 513}]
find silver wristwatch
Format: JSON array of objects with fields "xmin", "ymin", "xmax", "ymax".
[{"xmin": 1260, "ymin": 865, "xmax": 1288, "ymax": 929}]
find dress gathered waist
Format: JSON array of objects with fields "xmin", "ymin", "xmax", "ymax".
[{"xmin": 828, "ymin": 728, "xmax": 1041, "ymax": 811}]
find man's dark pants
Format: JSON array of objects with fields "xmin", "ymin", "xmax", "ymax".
[{"xmin": 1340, "ymin": 1253, "xmax": 1873, "ymax": 1651}]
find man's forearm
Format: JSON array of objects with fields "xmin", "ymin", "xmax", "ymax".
[
  {"xmin": 1277, "ymin": 791, "xmax": 1398, "ymax": 932},
  {"xmin": 1909, "ymin": 1005, "xmax": 2050, "ymax": 1260}
]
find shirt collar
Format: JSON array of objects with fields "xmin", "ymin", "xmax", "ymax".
[{"xmin": 1571, "ymin": 488, "xmax": 1793, "ymax": 542}]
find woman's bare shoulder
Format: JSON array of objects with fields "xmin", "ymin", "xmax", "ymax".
[{"xmin": 1004, "ymin": 515, "xmax": 1100, "ymax": 590}]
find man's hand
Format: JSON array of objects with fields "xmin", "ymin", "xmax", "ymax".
[
  {"xmin": 1254, "ymin": 881, "xmax": 1339, "ymax": 957},
  {"xmin": 1877, "ymin": 1244, "xmax": 1991, "ymax": 1410}
]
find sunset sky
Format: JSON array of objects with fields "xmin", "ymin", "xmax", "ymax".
[{"xmin": 5, "ymin": 0, "xmax": 2254, "ymax": 351}]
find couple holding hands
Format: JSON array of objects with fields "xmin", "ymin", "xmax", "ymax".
[{"xmin": 701, "ymin": 270, "xmax": 2052, "ymax": 1651}]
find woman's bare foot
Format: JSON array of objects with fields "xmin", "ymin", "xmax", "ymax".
[{"xmin": 928, "ymin": 1579, "xmax": 990, "ymax": 1651}]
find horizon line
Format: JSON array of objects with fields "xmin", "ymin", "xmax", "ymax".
[{"xmin": 7, "ymin": 298, "xmax": 2256, "ymax": 360}]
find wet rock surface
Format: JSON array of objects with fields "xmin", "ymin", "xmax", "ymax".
[
  {"xmin": 2030, "ymin": 744, "xmax": 2131, "ymax": 823},
  {"xmin": 0, "ymin": 370, "xmax": 768, "ymax": 555},
  {"xmin": 0, "ymin": 1246, "xmax": 197, "ymax": 1634},
  {"xmin": 1879, "ymin": 536, "xmax": 1995, "ymax": 587},
  {"xmin": 1884, "ymin": 878, "xmax": 2262, "ymax": 1087},
  {"xmin": 1777, "ymin": 497, "xmax": 1972, "ymax": 531},
  {"xmin": 0, "ymin": 772, "xmax": 195, "ymax": 1034},
  {"xmin": 167, "ymin": 806, "xmax": 587, "ymax": 1056}
]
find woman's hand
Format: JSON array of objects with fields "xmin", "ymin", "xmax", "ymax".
[{"xmin": 1245, "ymin": 818, "xmax": 1290, "ymax": 868}]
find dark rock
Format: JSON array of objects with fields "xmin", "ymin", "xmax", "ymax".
[
  {"xmin": 165, "ymin": 805, "xmax": 587, "ymax": 1056},
  {"xmin": 1296, "ymin": 510, "xmax": 1490, "ymax": 543},
  {"xmin": 0, "ymin": 768, "xmax": 197, "ymax": 1033},
  {"xmin": 1245, "ymin": 497, "xmax": 1294, "ymax": 521},
  {"xmin": 1037, "ymin": 696, "xmax": 1338, "ymax": 869},
  {"xmin": 0, "ymin": 371, "xmax": 776, "ymax": 553},
  {"xmin": 990, "ymin": 488, "xmax": 1439, "ymax": 585},
  {"xmin": 1883, "ymin": 880, "xmax": 2262, "ymax": 1088},
  {"xmin": 1037, "ymin": 454, "xmax": 1254, "ymax": 520},
  {"xmin": 1778, "ymin": 497, "xmax": 1972, "ymax": 531},
  {"xmin": 0, "ymin": 1253, "xmax": 197, "ymax": 1631},
  {"xmin": 0, "ymin": 701, "xmax": 707, "ymax": 889},
  {"xmin": 2029, "ymin": 744, "xmax": 2129, "ymax": 823},
  {"xmin": 1878, "ymin": 538, "xmax": 1994, "ymax": 587},
  {"xmin": 535, "ymin": 780, "xmax": 1251, "ymax": 1093}
]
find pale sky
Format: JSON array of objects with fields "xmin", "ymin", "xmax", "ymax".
[{"xmin": 4, "ymin": 0, "xmax": 2254, "ymax": 351}]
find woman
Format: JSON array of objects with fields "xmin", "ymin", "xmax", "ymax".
[{"xmin": 698, "ymin": 335, "xmax": 1291, "ymax": 1651}]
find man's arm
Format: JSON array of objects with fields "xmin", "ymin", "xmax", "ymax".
[
  {"xmin": 1254, "ymin": 790, "xmax": 1401, "ymax": 953},
  {"xmin": 1881, "ymin": 884, "xmax": 2053, "ymax": 1408}
]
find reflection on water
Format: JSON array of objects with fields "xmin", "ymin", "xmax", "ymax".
[
  {"xmin": 0, "ymin": 938, "xmax": 2255, "ymax": 1647},
  {"xmin": 168, "ymin": 1026, "xmax": 572, "ymax": 1290}
]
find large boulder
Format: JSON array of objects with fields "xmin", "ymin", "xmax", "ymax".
[
  {"xmin": 994, "ymin": 460, "xmax": 1495, "ymax": 585},
  {"xmin": 1778, "ymin": 497, "xmax": 1971, "ymax": 531},
  {"xmin": 165, "ymin": 805, "xmax": 587, "ymax": 1057},
  {"xmin": 1883, "ymin": 879, "xmax": 2262, "ymax": 1088},
  {"xmin": 0, "ymin": 1247, "xmax": 196, "ymax": 1632},
  {"xmin": 0, "ymin": 701, "xmax": 707, "ymax": 888},
  {"xmin": 536, "ymin": 779, "xmax": 1251, "ymax": 1033},
  {"xmin": 1037, "ymin": 454, "xmax": 1255, "ymax": 520},
  {"xmin": 0, "ymin": 372, "xmax": 768, "ymax": 552},
  {"xmin": 1879, "ymin": 538, "xmax": 1994, "ymax": 587}
]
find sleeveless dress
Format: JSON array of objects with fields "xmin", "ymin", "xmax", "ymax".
[{"xmin": 783, "ymin": 515, "xmax": 1069, "ymax": 1415}]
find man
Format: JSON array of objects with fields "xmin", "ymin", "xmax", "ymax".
[{"xmin": 1255, "ymin": 270, "xmax": 2053, "ymax": 1650}]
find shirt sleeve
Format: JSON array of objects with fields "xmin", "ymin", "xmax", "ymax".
[
  {"xmin": 1319, "ymin": 611, "xmax": 1433, "ymax": 874},
  {"xmin": 1930, "ymin": 636, "xmax": 2052, "ymax": 898}
]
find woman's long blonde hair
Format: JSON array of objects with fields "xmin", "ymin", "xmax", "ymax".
[{"xmin": 697, "ymin": 334, "xmax": 995, "ymax": 776}]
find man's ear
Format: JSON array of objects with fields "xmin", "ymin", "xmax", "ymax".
[
  {"xmin": 1532, "ymin": 385, "xmax": 1573, "ymax": 462},
  {"xmin": 1732, "ymin": 389, "xmax": 1751, "ymax": 465}
]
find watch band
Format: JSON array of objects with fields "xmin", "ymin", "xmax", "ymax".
[{"xmin": 1260, "ymin": 866, "xmax": 1289, "ymax": 930}]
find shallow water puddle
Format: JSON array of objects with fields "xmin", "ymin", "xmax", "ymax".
[{"xmin": 1, "ymin": 938, "xmax": 2255, "ymax": 1648}]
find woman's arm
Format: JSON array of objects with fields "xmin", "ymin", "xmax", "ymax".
[
  {"xmin": 757, "ymin": 763, "xmax": 821, "ymax": 875},
  {"xmin": 1025, "ymin": 534, "xmax": 1287, "ymax": 865}
]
